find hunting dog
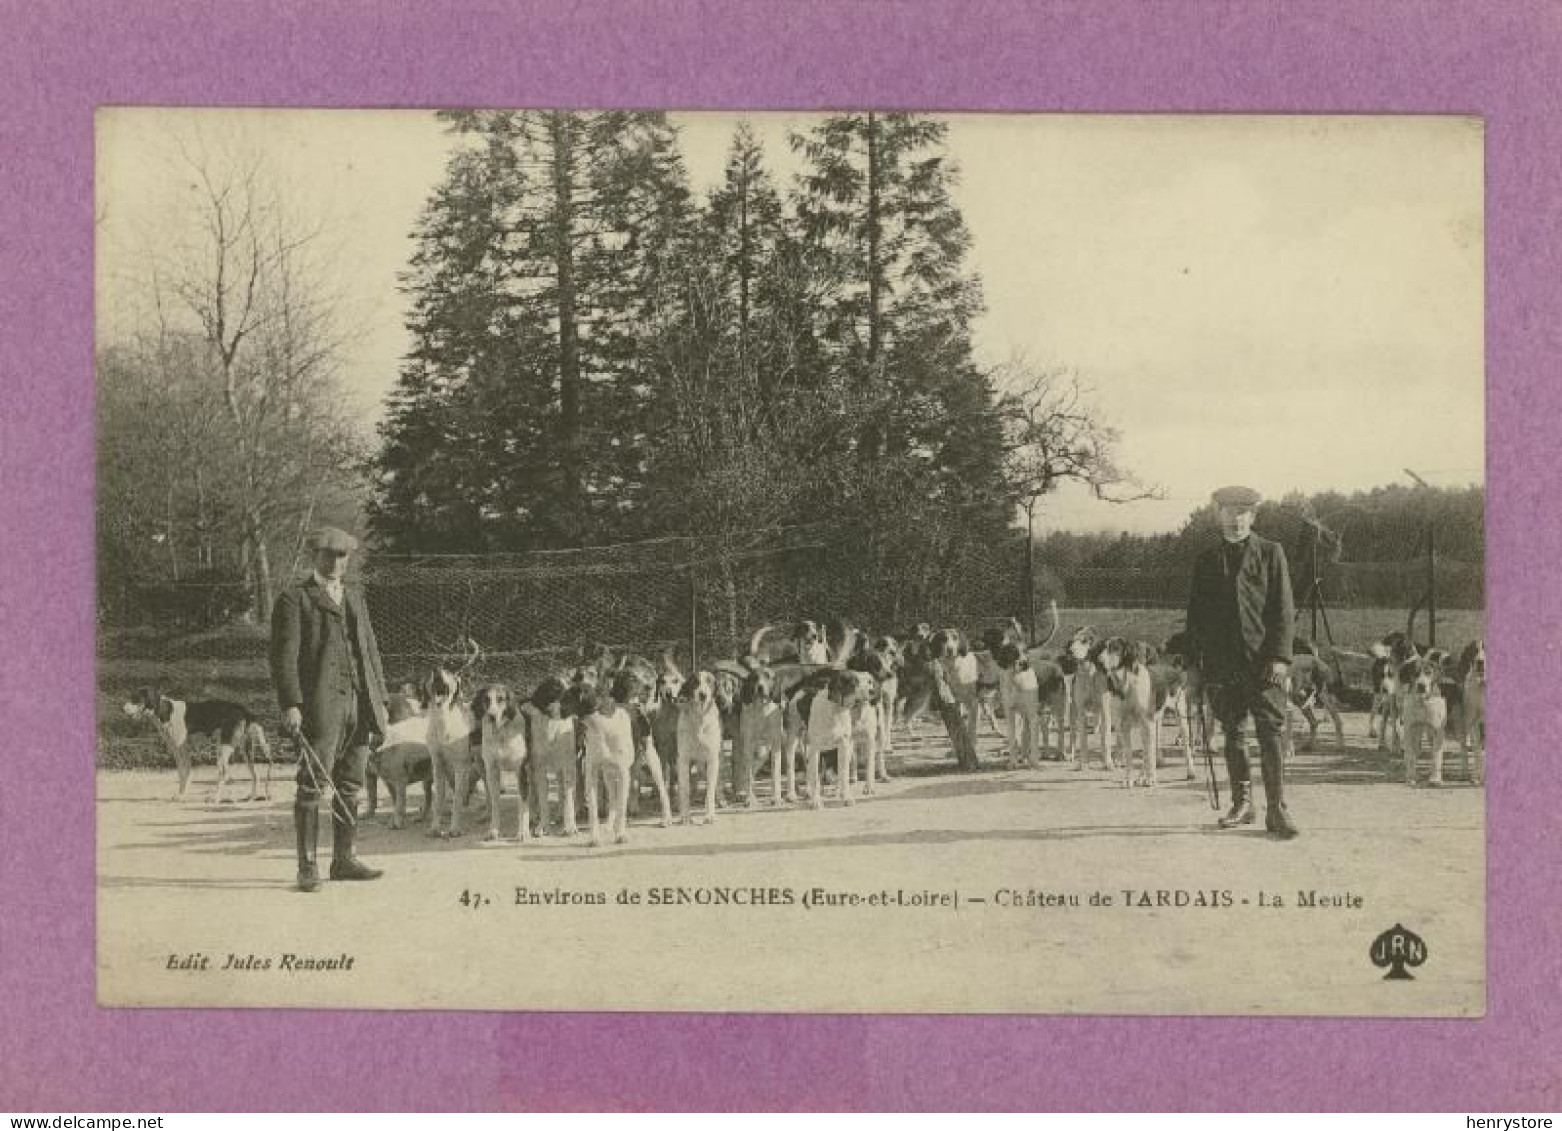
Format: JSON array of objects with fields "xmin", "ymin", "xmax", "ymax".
[
  {"xmin": 1160, "ymin": 630, "xmax": 1211, "ymax": 756},
  {"xmin": 523, "ymin": 676, "xmax": 584, "ymax": 837},
  {"xmin": 1284, "ymin": 652, "xmax": 1346, "ymax": 754},
  {"xmin": 123, "ymin": 687, "xmax": 273, "ymax": 803},
  {"xmin": 472, "ymin": 683, "xmax": 530, "ymax": 842},
  {"xmin": 845, "ymin": 652, "xmax": 895, "ymax": 794},
  {"xmin": 891, "ymin": 625, "xmax": 937, "ymax": 740},
  {"xmin": 1397, "ymin": 652, "xmax": 1450, "ymax": 787},
  {"xmin": 676, "ymin": 671, "xmax": 724, "ymax": 825},
  {"xmin": 1066, "ymin": 633, "xmax": 1121, "ymax": 771},
  {"xmin": 868, "ymin": 635, "xmax": 902, "ymax": 776},
  {"xmin": 366, "ymin": 682, "xmax": 433, "ymax": 825},
  {"xmin": 930, "ymin": 628, "xmax": 983, "ymax": 768},
  {"xmin": 992, "ymin": 641, "xmax": 1070, "ymax": 768},
  {"xmin": 738, "ymin": 661, "xmax": 788, "ymax": 807},
  {"xmin": 579, "ymin": 675, "xmax": 642, "ymax": 846},
  {"xmin": 648, "ymin": 656, "xmax": 685, "ymax": 798},
  {"xmin": 1098, "ymin": 639, "xmax": 1189, "ymax": 786},
  {"xmin": 1369, "ymin": 632, "xmax": 1420, "ymax": 747},
  {"xmin": 1458, "ymin": 640, "xmax": 1486, "ymax": 785},
  {"xmin": 799, "ymin": 670, "xmax": 861, "ymax": 809},
  {"xmin": 423, "ymin": 668, "xmax": 480, "ymax": 838}
]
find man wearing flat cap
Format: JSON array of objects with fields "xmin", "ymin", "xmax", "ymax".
[
  {"xmin": 1185, "ymin": 487, "xmax": 1299, "ymax": 838},
  {"xmin": 270, "ymin": 526, "xmax": 390, "ymax": 890}
]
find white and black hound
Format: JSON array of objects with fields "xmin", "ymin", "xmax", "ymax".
[{"xmin": 123, "ymin": 687, "xmax": 273, "ymax": 803}]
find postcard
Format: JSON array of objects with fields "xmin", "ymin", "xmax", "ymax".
[{"xmin": 95, "ymin": 108, "xmax": 1484, "ymax": 1014}]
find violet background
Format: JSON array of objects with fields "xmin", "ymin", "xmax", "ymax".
[{"xmin": 1, "ymin": 0, "xmax": 1557, "ymax": 1111}]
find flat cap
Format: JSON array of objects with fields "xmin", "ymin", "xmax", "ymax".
[
  {"xmin": 308, "ymin": 526, "xmax": 358, "ymax": 553},
  {"xmin": 1211, "ymin": 485, "xmax": 1262, "ymax": 508}
]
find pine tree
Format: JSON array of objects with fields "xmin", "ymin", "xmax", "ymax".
[
  {"xmin": 371, "ymin": 110, "xmax": 692, "ymax": 550},
  {"xmin": 790, "ymin": 112, "xmax": 1014, "ymax": 595}
]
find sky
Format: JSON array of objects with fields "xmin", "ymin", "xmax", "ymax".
[{"xmin": 96, "ymin": 109, "xmax": 1484, "ymax": 534}]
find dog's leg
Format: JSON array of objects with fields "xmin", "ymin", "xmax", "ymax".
[
  {"xmin": 170, "ymin": 740, "xmax": 191, "ymax": 801},
  {"xmin": 390, "ymin": 779, "xmax": 406, "ymax": 831},
  {"xmin": 1402, "ymin": 724, "xmax": 1418, "ymax": 786},
  {"xmin": 979, "ymin": 692, "xmax": 1002, "ymax": 737},
  {"xmin": 643, "ymin": 746, "xmax": 673, "ymax": 827},
  {"xmin": 1098, "ymin": 697, "xmax": 1115, "ymax": 771},
  {"xmin": 1429, "ymin": 722, "xmax": 1446, "ymax": 786},
  {"xmin": 427, "ymin": 759, "xmax": 447, "ymax": 837},
  {"xmin": 239, "ymin": 729, "xmax": 260, "ymax": 802},
  {"xmin": 530, "ymin": 769, "xmax": 549, "ymax": 837},
  {"xmin": 678, "ymin": 752, "xmax": 692, "ymax": 825},
  {"xmin": 1328, "ymin": 702, "xmax": 1345, "ymax": 752},
  {"xmin": 450, "ymin": 761, "xmax": 472, "ymax": 837},
  {"xmin": 560, "ymin": 767, "xmax": 579, "ymax": 837},
  {"xmin": 704, "ymin": 755, "xmax": 719, "ymax": 823},
  {"xmin": 213, "ymin": 742, "xmax": 234, "ymax": 804},
  {"xmin": 1004, "ymin": 707, "xmax": 1019, "ymax": 770},
  {"xmin": 251, "ymin": 723, "xmax": 272, "ymax": 800},
  {"xmin": 587, "ymin": 761, "xmax": 603, "ymax": 847},
  {"xmin": 807, "ymin": 748, "xmax": 823, "ymax": 811},
  {"xmin": 783, "ymin": 730, "xmax": 800, "ymax": 803},
  {"xmin": 877, "ymin": 700, "xmax": 895, "ymax": 780},
  {"xmin": 611, "ymin": 763, "xmax": 630, "ymax": 843},
  {"xmin": 484, "ymin": 755, "xmax": 503, "ymax": 842},
  {"xmin": 1147, "ymin": 718, "xmax": 1160, "ymax": 787},
  {"xmin": 515, "ymin": 765, "xmax": 531, "ymax": 843}
]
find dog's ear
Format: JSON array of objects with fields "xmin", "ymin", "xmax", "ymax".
[{"xmin": 155, "ymin": 695, "xmax": 174, "ymax": 724}]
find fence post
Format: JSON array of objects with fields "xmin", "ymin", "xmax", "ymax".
[
  {"xmin": 687, "ymin": 545, "xmax": 699, "ymax": 673},
  {"xmin": 1405, "ymin": 468, "xmax": 1436, "ymax": 647},
  {"xmin": 1024, "ymin": 501, "xmax": 1038, "ymax": 642}
]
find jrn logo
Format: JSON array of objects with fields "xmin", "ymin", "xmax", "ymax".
[{"xmin": 1370, "ymin": 923, "xmax": 1428, "ymax": 980}]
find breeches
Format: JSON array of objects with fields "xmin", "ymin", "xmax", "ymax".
[{"xmin": 296, "ymin": 689, "xmax": 372, "ymax": 808}]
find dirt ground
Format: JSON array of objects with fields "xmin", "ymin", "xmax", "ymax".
[{"xmin": 97, "ymin": 711, "xmax": 1484, "ymax": 1016}]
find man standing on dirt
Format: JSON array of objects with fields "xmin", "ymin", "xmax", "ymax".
[
  {"xmin": 271, "ymin": 526, "xmax": 390, "ymax": 890},
  {"xmin": 1185, "ymin": 486, "xmax": 1299, "ymax": 839}
]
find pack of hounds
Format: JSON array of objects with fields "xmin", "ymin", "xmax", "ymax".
[{"xmin": 121, "ymin": 613, "xmax": 1487, "ymax": 844}]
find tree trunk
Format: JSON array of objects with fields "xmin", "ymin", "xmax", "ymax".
[
  {"xmin": 719, "ymin": 557, "xmax": 740, "ymax": 657},
  {"xmin": 253, "ymin": 527, "xmax": 273, "ymax": 624},
  {"xmin": 866, "ymin": 112, "xmax": 882, "ymax": 370},
  {"xmin": 194, "ymin": 466, "xmax": 211, "ymax": 569},
  {"xmin": 165, "ymin": 482, "xmax": 180, "ymax": 580},
  {"xmin": 1025, "ymin": 499, "xmax": 1038, "ymax": 641},
  {"xmin": 737, "ymin": 161, "xmax": 751, "ymax": 376},
  {"xmin": 864, "ymin": 112, "xmax": 888, "ymax": 460}
]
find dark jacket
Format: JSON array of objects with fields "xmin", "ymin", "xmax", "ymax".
[
  {"xmin": 1185, "ymin": 533, "xmax": 1295, "ymax": 677},
  {"xmin": 270, "ymin": 577, "xmax": 390, "ymax": 741}
]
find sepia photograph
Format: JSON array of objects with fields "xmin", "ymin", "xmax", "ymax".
[{"xmin": 94, "ymin": 108, "xmax": 1485, "ymax": 1014}]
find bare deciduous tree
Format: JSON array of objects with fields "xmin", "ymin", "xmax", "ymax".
[
  {"xmin": 106, "ymin": 132, "xmax": 365, "ymax": 620},
  {"xmin": 994, "ymin": 361, "xmax": 1161, "ymax": 634}
]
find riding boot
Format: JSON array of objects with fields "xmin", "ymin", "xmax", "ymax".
[
  {"xmin": 1260, "ymin": 738, "xmax": 1299, "ymax": 839},
  {"xmin": 328, "ymin": 794, "xmax": 383, "ymax": 881},
  {"xmin": 294, "ymin": 799, "xmax": 320, "ymax": 892},
  {"xmin": 1217, "ymin": 779, "xmax": 1255, "ymax": 828},
  {"xmin": 1217, "ymin": 742, "xmax": 1255, "ymax": 827}
]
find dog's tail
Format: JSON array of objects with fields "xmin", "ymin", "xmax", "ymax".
[{"xmin": 749, "ymin": 624, "xmax": 784, "ymax": 663}]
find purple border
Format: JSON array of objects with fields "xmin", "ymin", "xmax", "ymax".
[{"xmin": 2, "ymin": 0, "xmax": 1557, "ymax": 1111}]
